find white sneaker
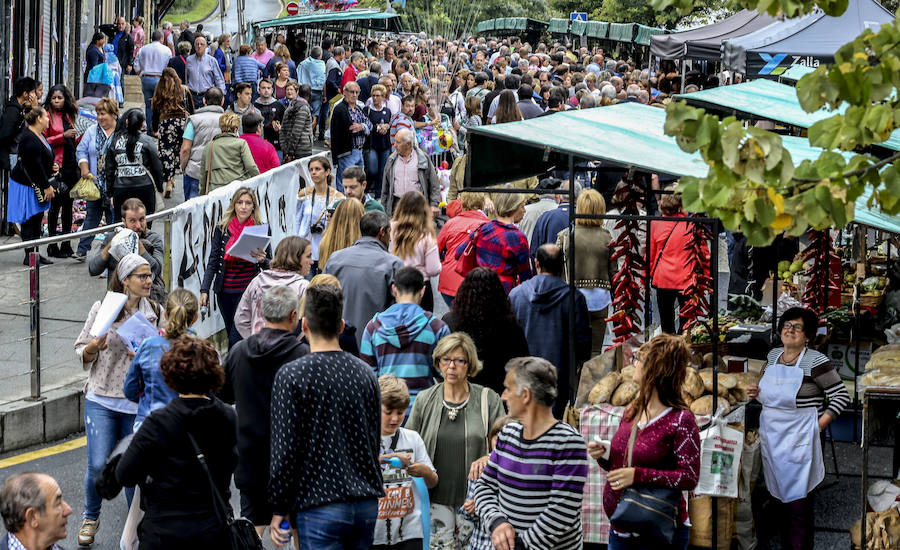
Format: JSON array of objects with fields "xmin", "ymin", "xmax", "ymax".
[{"xmin": 78, "ymin": 518, "xmax": 99, "ymax": 545}]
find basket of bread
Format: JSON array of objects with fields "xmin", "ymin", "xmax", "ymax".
[{"xmin": 858, "ymin": 343, "xmax": 900, "ymax": 391}]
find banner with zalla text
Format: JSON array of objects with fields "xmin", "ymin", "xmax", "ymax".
[{"xmin": 168, "ymin": 161, "xmax": 302, "ymax": 338}]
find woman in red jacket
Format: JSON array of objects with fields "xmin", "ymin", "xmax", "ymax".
[
  {"xmin": 436, "ymin": 191, "xmax": 489, "ymax": 306},
  {"xmin": 649, "ymin": 193, "xmax": 706, "ymax": 334},
  {"xmin": 43, "ymin": 84, "xmax": 82, "ymax": 258}
]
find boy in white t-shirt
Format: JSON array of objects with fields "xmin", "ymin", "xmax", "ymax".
[{"xmin": 374, "ymin": 375, "xmax": 439, "ymax": 550}]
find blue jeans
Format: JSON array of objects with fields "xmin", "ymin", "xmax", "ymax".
[
  {"xmin": 183, "ymin": 174, "xmax": 200, "ymax": 200},
  {"xmin": 335, "ymin": 149, "xmax": 364, "ymax": 194},
  {"xmin": 141, "ymin": 76, "xmax": 160, "ymax": 129},
  {"xmin": 83, "ymin": 399, "xmax": 135, "ymax": 520},
  {"xmin": 77, "ymin": 199, "xmax": 117, "ymax": 255},
  {"xmin": 310, "ymin": 90, "xmax": 323, "ymax": 128},
  {"xmin": 364, "ymin": 148, "xmax": 389, "ymax": 200},
  {"xmin": 608, "ymin": 525, "xmax": 690, "ymax": 550},
  {"xmin": 441, "ymin": 292, "xmax": 454, "ymax": 308},
  {"xmin": 294, "ymin": 499, "xmax": 378, "ymax": 550}
]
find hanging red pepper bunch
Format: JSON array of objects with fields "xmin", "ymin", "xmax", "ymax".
[
  {"xmin": 801, "ymin": 230, "xmax": 840, "ymax": 313},
  {"xmin": 605, "ymin": 180, "xmax": 646, "ymax": 348},
  {"xmin": 679, "ymin": 216, "xmax": 713, "ymax": 331}
]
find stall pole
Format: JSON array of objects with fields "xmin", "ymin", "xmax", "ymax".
[
  {"xmin": 644, "ymin": 176, "xmax": 652, "ymax": 338},
  {"xmin": 771, "ymin": 267, "xmax": 779, "ymax": 345},
  {"xmin": 567, "ymin": 154, "xmax": 578, "ymax": 405},
  {"xmin": 27, "ymin": 251, "xmax": 41, "ymax": 401},
  {"xmin": 710, "ymin": 219, "xmax": 721, "ymax": 547}
]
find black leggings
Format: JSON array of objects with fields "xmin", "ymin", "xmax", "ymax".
[
  {"xmin": 20, "ymin": 212, "xmax": 44, "ymax": 249},
  {"xmin": 113, "ymin": 185, "xmax": 157, "ymax": 215},
  {"xmin": 48, "ymin": 190, "xmax": 74, "ymax": 236},
  {"xmin": 656, "ymin": 287, "xmax": 688, "ymax": 334}
]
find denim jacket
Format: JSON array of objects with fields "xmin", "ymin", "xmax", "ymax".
[
  {"xmin": 299, "ymin": 57, "xmax": 326, "ymax": 91},
  {"xmin": 123, "ymin": 335, "xmax": 178, "ymax": 427}
]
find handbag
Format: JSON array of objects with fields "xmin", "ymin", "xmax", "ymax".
[
  {"xmin": 71, "ymin": 176, "xmax": 101, "ymax": 201},
  {"xmin": 186, "ymin": 432, "xmax": 264, "ymax": 550},
  {"xmin": 608, "ymin": 420, "xmax": 682, "ymax": 544},
  {"xmin": 204, "ymin": 140, "xmax": 215, "ymax": 195},
  {"xmin": 454, "ymin": 223, "xmax": 484, "ymax": 277}
]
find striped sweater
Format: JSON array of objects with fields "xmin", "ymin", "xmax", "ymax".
[
  {"xmin": 360, "ymin": 302, "xmax": 450, "ymax": 406},
  {"xmin": 763, "ymin": 347, "xmax": 851, "ymax": 419},
  {"xmin": 473, "ymin": 421, "xmax": 589, "ymax": 550}
]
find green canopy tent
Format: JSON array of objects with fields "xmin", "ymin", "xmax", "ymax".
[
  {"xmin": 251, "ymin": 9, "xmax": 401, "ymax": 46},
  {"xmin": 677, "ymin": 79, "xmax": 900, "ymax": 154},
  {"xmin": 548, "ymin": 18, "xmax": 570, "ymax": 35},
  {"xmin": 465, "ymin": 102, "xmax": 899, "ymax": 233},
  {"xmin": 475, "ymin": 17, "xmax": 548, "ymax": 43}
]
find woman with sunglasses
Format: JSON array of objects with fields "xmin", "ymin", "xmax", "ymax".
[{"xmin": 746, "ymin": 306, "xmax": 850, "ymax": 550}]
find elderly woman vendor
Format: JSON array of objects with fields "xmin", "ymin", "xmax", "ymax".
[{"xmin": 747, "ymin": 306, "xmax": 850, "ymax": 550}]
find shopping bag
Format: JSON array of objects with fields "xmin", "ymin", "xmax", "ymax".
[
  {"xmin": 695, "ymin": 413, "xmax": 743, "ymax": 498},
  {"xmin": 71, "ymin": 176, "xmax": 101, "ymax": 201},
  {"xmin": 119, "ymin": 485, "xmax": 143, "ymax": 550}
]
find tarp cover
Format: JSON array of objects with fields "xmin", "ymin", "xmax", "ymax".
[
  {"xmin": 549, "ymin": 18, "xmax": 569, "ymax": 34},
  {"xmin": 465, "ymin": 102, "xmax": 899, "ymax": 233},
  {"xmin": 650, "ymin": 9, "xmax": 776, "ymax": 61},
  {"xmin": 635, "ymin": 25, "xmax": 666, "ymax": 46},
  {"xmin": 779, "ymin": 64, "xmax": 815, "ymax": 82},
  {"xmin": 721, "ymin": 0, "xmax": 894, "ymax": 76},
  {"xmin": 677, "ymin": 79, "xmax": 900, "ymax": 152}
]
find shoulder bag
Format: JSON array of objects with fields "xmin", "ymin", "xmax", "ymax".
[
  {"xmin": 608, "ymin": 420, "xmax": 681, "ymax": 544},
  {"xmin": 186, "ymin": 432, "xmax": 264, "ymax": 550},
  {"xmin": 204, "ymin": 140, "xmax": 215, "ymax": 195},
  {"xmin": 454, "ymin": 223, "xmax": 485, "ymax": 277}
]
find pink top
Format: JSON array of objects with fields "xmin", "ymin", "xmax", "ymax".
[
  {"xmin": 240, "ymin": 133, "xmax": 280, "ymax": 174},
  {"xmin": 392, "ymin": 153, "xmax": 420, "ymax": 198},
  {"xmin": 132, "ymin": 26, "xmax": 145, "ymax": 55},
  {"xmin": 599, "ymin": 407, "xmax": 700, "ymax": 527},
  {"xmin": 389, "ymin": 222, "xmax": 441, "ymax": 279},
  {"xmin": 252, "ymin": 49, "xmax": 275, "ymax": 66}
]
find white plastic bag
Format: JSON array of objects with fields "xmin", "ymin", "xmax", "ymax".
[
  {"xmin": 695, "ymin": 414, "xmax": 744, "ymax": 498},
  {"xmin": 108, "ymin": 228, "xmax": 139, "ymax": 262}
]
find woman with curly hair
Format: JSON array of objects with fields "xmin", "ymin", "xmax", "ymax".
[
  {"xmin": 43, "ymin": 84, "xmax": 81, "ymax": 257},
  {"xmin": 442, "ymin": 267, "xmax": 529, "ymax": 394},
  {"xmin": 151, "ymin": 67, "xmax": 194, "ymax": 198},
  {"xmin": 115, "ymin": 335, "xmax": 238, "ymax": 549},
  {"xmin": 318, "ymin": 197, "xmax": 363, "ymax": 267},
  {"xmin": 390, "ymin": 190, "xmax": 440, "ymax": 312}
]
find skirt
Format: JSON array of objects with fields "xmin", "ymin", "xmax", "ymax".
[
  {"xmin": 6, "ymin": 177, "xmax": 49, "ymax": 223},
  {"xmin": 158, "ymin": 117, "xmax": 187, "ymax": 182}
]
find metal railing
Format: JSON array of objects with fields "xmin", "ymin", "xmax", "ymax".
[{"xmin": 0, "ymin": 208, "xmax": 177, "ymax": 401}]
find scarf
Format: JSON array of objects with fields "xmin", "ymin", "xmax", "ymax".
[
  {"xmin": 224, "ymin": 215, "xmax": 255, "ymax": 262},
  {"xmin": 95, "ymin": 124, "xmax": 112, "ymax": 189}
]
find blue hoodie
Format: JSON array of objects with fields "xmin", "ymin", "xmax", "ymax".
[
  {"xmin": 360, "ymin": 302, "xmax": 450, "ymax": 407},
  {"xmin": 509, "ymin": 274, "xmax": 591, "ymax": 414}
]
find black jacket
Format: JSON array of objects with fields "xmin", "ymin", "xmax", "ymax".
[
  {"xmin": 200, "ymin": 224, "xmax": 271, "ymax": 295},
  {"xmin": 329, "ymin": 101, "xmax": 357, "ymax": 158},
  {"xmin": 115, "ymin": 397, "xmax": 237, "ymax": 547},
  {"xmin": 221, "ymin": 328, "xmax": 309, "ymax": 490},
  {"xmin": 442, "ymin": 311, "xmax": 530, "ymax": 395},
  {"xmin": 166, "ymin": 55, "xmax": 188, "ymax": 86},
  {"xmin": 10, "ymin": 130, "xmax": 54, "ymax": 191},
  {"xmin": 100, "ymin": 24, "xmax": 135, "ymax": 68},
  {"xmin": 0, "ymin": 97, "xmax": 26, "ymax": 171}
]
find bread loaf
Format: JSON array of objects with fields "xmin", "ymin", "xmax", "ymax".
[
  {"xmin": 588, "ymin": 372, "xmax": 621, "ymax": 404},
  {"xmin": 611, "ymin": 380, "xmax": 639, "ymax": 406},
  {"xmin": 690, "ymin": 395, "xmax": 730, "ymax": 415}
]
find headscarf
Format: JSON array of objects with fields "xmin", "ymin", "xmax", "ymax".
[{"xmin": 116, "ymin": 253, "xmax": 150, "ymax": 283}]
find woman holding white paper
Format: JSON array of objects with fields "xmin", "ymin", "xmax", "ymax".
[
  {"xmin": 200, "ymin": 187, "xmax": 270, "ymax": 349},
  {"xmin": 74, "ymin": 253, "xmax": 163, "ymax": 547}
]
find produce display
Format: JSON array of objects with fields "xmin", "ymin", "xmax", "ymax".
[
  {"xmin": 802, "ymin": 230, "xmax": 841, "ymax": 312},
  {"xmin": 680, "ymin": 216, "xmax": 714, "ymax": 331},
  {"xmin": 727, "ymin": 294, "xmax": 765, "ymax": 322}
]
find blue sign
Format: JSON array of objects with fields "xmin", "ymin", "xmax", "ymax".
[{"xmin": 570, "ymin": 11, "xmax": 587, "ymax": 21}]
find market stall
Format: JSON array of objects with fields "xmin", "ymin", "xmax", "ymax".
[
  {"xmin": 721, "ymin": 0, "xmax": 894, "ymax": 77},
  {"xmin": 474, "ymin": 17, "xmax": 548, "ymax": 44},
  {"xmin": 250, "ymin": 8, "xmax": 401, "ymax": 57},
  {"xmin": 649, "ymin": 9, "xmax": 776, "ymax": 61}
]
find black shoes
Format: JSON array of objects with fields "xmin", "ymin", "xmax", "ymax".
[
  {"xmin": 59, "ymin": 241, "xmax": 74, "ymax": 258},
  {"xmin": 23, "ymin": 254, "xmax": 53, "ymax": 266}
]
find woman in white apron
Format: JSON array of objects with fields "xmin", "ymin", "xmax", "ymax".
[{"xmin": 747, "ymin": 307, "xmax": 851, "ymax": 550}]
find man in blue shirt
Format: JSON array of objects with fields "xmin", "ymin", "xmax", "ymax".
[
  {"xmin": 529, "ymin": 181, "xmax": 581, "ymax": 259},
  {"xmin": 185, "ymin": 36, "xmax": 225, "ymax": 109}
]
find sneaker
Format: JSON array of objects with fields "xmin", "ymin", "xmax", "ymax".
[
  {"xmin": 73, "ymin": 251, "xmax": 87, "ymax": 262},
  {"xmin": 78, "ymin": 518, "xmax": 99, "ymax": 545}
]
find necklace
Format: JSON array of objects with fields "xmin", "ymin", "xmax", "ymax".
[
  {"xmin": 782, "ymin": 347, "xmax": 804, "ymax": 365},
  {"xmin": 442, "ymin": 397, "xmax": 470, "ymax": 421}
]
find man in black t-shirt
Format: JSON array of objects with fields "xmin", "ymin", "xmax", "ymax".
[
  {"xmin": 254, "ymin": 78, "xmax": 286, "ymax": 161},
  {"xmin": 268, "ymin": 285, "xmax": 384, "ymax": 548}
]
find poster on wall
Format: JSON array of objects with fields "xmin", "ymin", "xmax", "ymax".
[{"xmin": 168, "ymin": 161, "xmax": 303, "ymax": 338}]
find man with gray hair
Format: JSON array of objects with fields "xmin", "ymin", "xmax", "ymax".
[
  {"xmin": 381, "ymin": 128, "xmax": 441, "ymax": 216},
  {"xmin": 221, "ymin": 284, "xmax": 308, "ymax": 534},
  {"xmin": 0, "ymin": 472, "xmax": 72, "ymax": 549},
  {"xmin": 622, "ymin": 84, "xmax": 642, "ymax": 104},
  {"xmin": 473, "ymin": 356, "xmax": 588, "ymax": 549},
  {"xmin": 528, "ymin": 180, "xmax": 582, "ymax": 255},
  {"xmin": 357, "ymin": 61, "xmax": 381, "ymax": 102}
]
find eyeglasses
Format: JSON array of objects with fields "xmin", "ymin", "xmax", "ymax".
[
  {"xmin": 782, "ymin": 321, "xmax": 805, "ymax": 333},
  {"xmin": 439, "ymin": 357, "xmax": 468, "ymax": 368},
  {"xmin": 129, "ymin": 273, "xmax": 152, "ymax": 281}
]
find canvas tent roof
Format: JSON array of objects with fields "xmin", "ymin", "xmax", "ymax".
[
  {"xmin": 650, "ymin": 9, "xmax": 776, "ymax": 61},
  {"xmin": 722, "ymin": 0, "xmax": 894, "ymax": 76},
  {"xmin": 677, "ymin": 78, "xmax": 900, "ymax": 153},
  {"xmin": 255, "ymin": 8, "xmax": 397, "ymax": 29},
  {"xmin": 465, "ymin": 102, "xmax": 900, "ymax": 233}
]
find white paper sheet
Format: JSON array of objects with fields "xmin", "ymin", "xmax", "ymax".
[
  {"xmin": 116, "ymin": 311, "xmax": 159, "ymax": 352},
  {"xmin": 89, "ymin": 292, "xmax": 128, "ymax": 337},
  {"xmin": 225, "ymin": 223, "xmax": 270, "ymax": 263}
]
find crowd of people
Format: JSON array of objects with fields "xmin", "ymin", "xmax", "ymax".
[{"xmin": 0, "ymin": 18, "xmax": 851, "ymax": 550}]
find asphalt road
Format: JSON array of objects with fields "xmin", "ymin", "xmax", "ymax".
[{"xmin": 199, "ymin": 0, "xmax": 284, "ymax": 38}]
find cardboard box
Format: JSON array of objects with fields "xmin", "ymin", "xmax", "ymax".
[{"xmin": 829, "ymin": 341, "xmax": 873, "ymax": 379}]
